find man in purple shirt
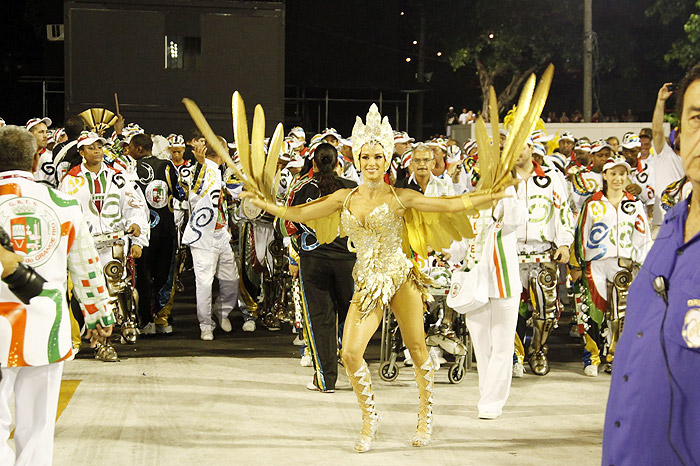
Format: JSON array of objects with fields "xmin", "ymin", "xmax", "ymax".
[{"xmin": 602, "ymin": 63, "xmax": 700, "ymax": 465}]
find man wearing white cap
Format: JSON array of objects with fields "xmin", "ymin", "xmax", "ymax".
[
  {"xmin": 390, "ymin": 131, "xmax": 414, "ymax": 184},
  {"xmin": 27, "ymin": 117, "xmax": 55, "ymax": 187},
  {"xmin": 288, "ymin": 126, "xmax": 306, "ymax": 151},
  {"xmin": 557, "ymin": 131, "xmax": 575, "ymax": 158},
  {"xmin": 570, "ymin": 140, "xmax": 611, "ymax": 212},
  {"xmin": 620, "ymin": 133, "xmax": 655, "ymax": 209},
  {"xmin": 565, "ymin": 139, "xmax": 591, "ymax": 178},
  {"xmin": 59, "ymin": 131, "xmax": 149, "ymax": 359},
  {"xmin": 513, "ymin": 138, "xmax": 575, "ymax": 376}
]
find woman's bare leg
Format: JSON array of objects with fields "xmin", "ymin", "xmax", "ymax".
[
  {"xmin": 390, "ymin": 280, "xmax": 429, "ymax": 367},
  {"xmin": 340, "ymin": 299, "xmax": 383, "ymax": 452},
  {"xmin": 390, "ymin": 280, "xmax": 433, "ymax": 446}
]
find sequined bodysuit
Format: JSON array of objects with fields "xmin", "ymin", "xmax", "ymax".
[{"xmin": 341, "ymin": 187, "xmax": 431, "ymax": 319}]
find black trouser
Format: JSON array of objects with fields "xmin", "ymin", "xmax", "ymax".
[
  {"xmin": 136, "ymin": 235, "xmax": 175, "ymax": 324},
  {"xmin": 299, "ymin": 255, "xmax": 355, "ymax": 390}
]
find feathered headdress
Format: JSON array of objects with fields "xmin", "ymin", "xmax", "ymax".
[{"xmin": 351, "ymin": 104, "xmax": 394, "ymax": 170}]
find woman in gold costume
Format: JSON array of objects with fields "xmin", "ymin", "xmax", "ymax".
[{"xmin": 241, "ymin": 104, "xmax": 509, "ymax": 452}]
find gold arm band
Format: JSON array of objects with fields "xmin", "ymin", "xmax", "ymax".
[
  {"xmin": 460, "ymin": 194, "xmax": 475, "ymax": 213},
  {"xmin": 277, "ymin": 205, "xmax": 288, "ymax": 218}
]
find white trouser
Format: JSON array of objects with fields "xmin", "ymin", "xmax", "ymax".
[
  {"xmin": 0, "ymin": 362, "xmax": 64, "ymax": 466},
  {"xmin": 465, "ymin": 296, "xmax": 519, "ymax": 416},
  {"xmin": 190, "ymin": 242, "xmax": 239, "ymax": 331},
  {"xmin": 588, "ymin": 257, "xmax": 623, "ymax": 302}
]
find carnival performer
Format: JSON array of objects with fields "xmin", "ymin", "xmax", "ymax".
[
  {"xmin": 463, "ymin": 184, "xmax": 526, "ymax": 417},
  {"xmin": 181, "ymin": 138, "xmax": 239, "ymax": 341},
  {"xmin": 513, "ymin": 138, "xmax": 575, "ymax": 376},
  {"xmin": 58, "ymin": 131, "xmax": 149, "ymax": 359},
  {"xmin": 241, "ymin": 104, "xmax": 509, "ymax": 452},
  {"xmin": 570, "ymin": 140, "xmax": 612, "ymax": 212},
  {"xmin": 0, "ymin": 125, "xmax": 114, "ymax": 466},
  {"xmin": 570, "ymin": 157, "xmax": 651, "ymax": 376},
  {"xmin": 286, "ymin": 143, "xmax": 357, "ymax": 393},
  {"xmin": 26, "ymin": 117, "xmax": 55, "ymax": 187},
  {"xmin": 620, "ymin": 133, "xmax": 655, "ymax": 209},
  {"xmin": 130, "ymin": 134, "xmax": 185, "ymax": 334}
]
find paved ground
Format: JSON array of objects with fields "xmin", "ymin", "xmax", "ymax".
[{"xmin": 16, "ymin": 276, "xmax": 612, "ymax": 465}]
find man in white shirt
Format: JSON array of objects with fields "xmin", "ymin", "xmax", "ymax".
[{"xmin": 650, "ymin": 83, "xmax": 686, "ymax": 234}]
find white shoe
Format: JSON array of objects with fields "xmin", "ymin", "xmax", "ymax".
[
  {"xmin": 219, "ymin": 317, "xmax": 232, "ymax": 333},
  {"xmin": 293, "ymin": 335, "xmax": 304, "ymax": 346},
  {"xmin": 156, "ymin": 324, "xmax": 173, "ymax": 334},
  {"xmin": 512, "ymin": 362, "xmax": 525, "ymax": 378},
  {"xmin": 140, "ymin": 322, "xmax": 156, "ymax": 335},
  {"xmin": 242, "ymin": 320, "xmax": 256, "ymax": 332},
  {"xmin": 300, "ymin": 354, "xmax": 313, "ymax": 367},
  {"xmin": 584, "ymin": 364, "xmax": 598, "ymax": 377},
  {"xmin": 478, "ymin": 411, "xmax": 501, "ymax": 420},
  {"xmin": 200, "ymin": 330, "xmax": 214, "ymax": 341}
]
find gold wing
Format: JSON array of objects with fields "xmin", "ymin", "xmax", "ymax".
[
  {"xmin": 295, "ymin": 194, "xmax": 344, "ymax": 244},
  {"xmin": 402, "ymin": 204, "xmax": 475, "ymax": 259},
  {"xmin": 182, "ymin": 92, "xmax": 284, "ymax": 204},
  {"xmin": 477, "ymin": 64, "xmax": 554, "ymax": 192}
]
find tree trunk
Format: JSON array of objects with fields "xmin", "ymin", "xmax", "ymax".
[
  {"xmin": 475, "ymin": 60, "xmax": 545, "ymax": 122},
  {"xmin": 497, "ymin": 64, "xmax": 540, "ymax": 114},
  {"xmin": 475, "ymin": 59, "xmax": 493, "ymax": 122}
]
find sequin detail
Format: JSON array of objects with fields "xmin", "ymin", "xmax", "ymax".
[{"xmin": 341, "ymin": 203, "xmax": 432, "ymax": 320}]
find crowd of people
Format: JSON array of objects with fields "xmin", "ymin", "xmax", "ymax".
[{"xmin": 1, "ymin": 62, "xmax": 699, "ymax": 464}]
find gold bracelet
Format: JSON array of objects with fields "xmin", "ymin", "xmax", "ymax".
[{"xmin": 460, "ymin": 194, "xmax": 474, "ymax": 212}]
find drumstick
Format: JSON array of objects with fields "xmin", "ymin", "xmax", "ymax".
[{"xmin": 114, "ymin": 93, "xmax": 120, "ymax": 115}]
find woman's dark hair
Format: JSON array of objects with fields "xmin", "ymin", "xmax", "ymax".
[{"xmin": 313, "ymin": 142, "xmax": 341, "ymax": 196}]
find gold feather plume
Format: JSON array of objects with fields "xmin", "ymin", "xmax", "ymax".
[
  {"xmin": 476, "ymin": 64, "xmax": 554, "ymax": 192},
  {"xmin": 182, "ymin": 92, "xmax": 284, "ymax": 203}
]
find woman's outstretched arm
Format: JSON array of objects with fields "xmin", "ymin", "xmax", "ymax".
[
  {"xmin": 240, "ymin": 188, "xmax": 349, "ymax": 223},
  {"xmin": 397, "ymin": 187, "xmax": 512, "ymax": 214}
]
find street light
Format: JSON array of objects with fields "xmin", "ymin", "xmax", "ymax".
[
  {"xmin": 488, "ymin": 33, "xmax": 494, "ymax": 39},
  {"xmin": 436, "ymin": 51, "xmax": 442, "ymax": 57},
  {"xmin": 406, "ymin": 57, "xmax": 412, "ymax": 62},
  {"xmin": 413, "ymin": 40, "xmax": 418, "ymax": 45}
]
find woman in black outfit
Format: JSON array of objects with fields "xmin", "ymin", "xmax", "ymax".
[{"xmin": 290, "ymin": 143, "xmax": 357, "ymax": 392}]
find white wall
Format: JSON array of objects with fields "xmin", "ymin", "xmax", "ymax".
[{"xmin": 449, "ymin": 122, "xmax": 671, "ymax": 146}]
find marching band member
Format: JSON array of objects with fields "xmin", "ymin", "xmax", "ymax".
[
  {"xmin": 571, "ymin": 157, "xmax": 651, "ymax": 376},
  {"xmin": 130, "ymin": 134, "xmax": 185, "ymax": 334},
  {"xmin": 59, "ymin": 131, "xmax": 150, "ymax": 359},
  {"xmin": 181, "ymin": 138, "xmax": 239, "ymax": 341},
  {"xmin": 570, "ymin": 140, "xmax": 612, "ymax": 212},
  {"xmin": 513, "ymin": 138, "xmax": 575, "ymax": 376},
  {"xmin": 26, "ymin": 117, "xmax": 55, "ymax": 187}
]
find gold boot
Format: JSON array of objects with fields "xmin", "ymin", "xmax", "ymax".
[
  {"xmin": 412, "ymin": 358, "xmax": 434, "ymax": 447},
  {"xmin": 346, "ymin": 360, "xmax": 379, "ymax": 453}
]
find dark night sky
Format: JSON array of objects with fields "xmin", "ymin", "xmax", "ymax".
[{"xmin": 0, "ymin": 0, "xmax": 688, "ymax": 136}]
